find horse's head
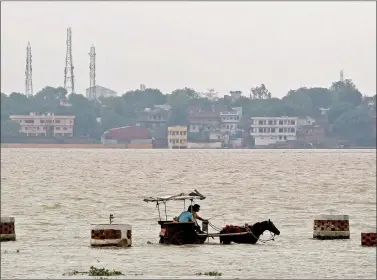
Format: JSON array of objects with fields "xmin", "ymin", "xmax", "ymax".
[{"xmin": 264, "ymin": 219, "xmax": 280, "ymax": 236}]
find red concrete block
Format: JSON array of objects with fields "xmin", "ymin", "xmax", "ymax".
[{"xmin": 361, "ymin": 232, "xmax": 376, "ymax": 247}]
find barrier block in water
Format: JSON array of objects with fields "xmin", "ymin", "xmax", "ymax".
[
  {"xmin": 0, "ymin": 217, "xmax": 16, "ymax": 242},
  {"xmin": 90, "ymin": 224, "xmax": 132, "ymax": 247},
  {"xmin": 313, "ymin": 215, "xmax": 350, "ymax": 240},
  {"xmin": 361, "ymin": 232, "xmax": 376, "ymax": 247}
]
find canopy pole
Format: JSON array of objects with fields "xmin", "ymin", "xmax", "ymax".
[
  {"xmin": 164, "ymin": 202, "xmax": 168, "ymax": 221},
  {"xmin": 156, "ymin": 202, "xmax": 161, "ymax": 221}
]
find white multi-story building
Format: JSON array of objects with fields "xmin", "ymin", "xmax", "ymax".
[
  {"xmin": 86, "ymin": 85, "xmax": 117, "ymax": 100},
  {"xmin": 168, "ymin": 126, "xmax": 187, "ymax": 149},
  {"xmin": 250, "ymin": 117, "xmax": 298, "ymax": 146},
  {"xmin": 220, "ymin": 107, "xmax": 242, "ymax": 134},
  {"xmin": 10, "ymin": 112, "xmax": 75, "ymax": 137}
]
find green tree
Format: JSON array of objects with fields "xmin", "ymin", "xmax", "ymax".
[
  {"xmin": 250, "ymin": 84, "xmax": 272, "ymax": 99},
  {"xmin": 122, "ymin": 88, "xmax": 167, "ymax": 111},
  {"xmin": 1, "ymin": 120, "xmax": 21, "ymax": 136},
  {"xmin": 167, "ymin": 88, "xmax": 199, "ymax": 125},
  {"xmin": 68, "ymin": 93, "xmax": 100, "ymax": 138},
  {"xmin": 332, "ymin": 108, "xmax": 375, "ymax": 146},
  {"xmin": 330, "ymin": 79, "xmax": 362, "ymax": 107},
  {"xmin": 282, "ymin": 90, "xmax": 313, "ymax": 116},
  {"xmin": 328, "ymin": 102, "xmax": 354, "ymax": 124}
]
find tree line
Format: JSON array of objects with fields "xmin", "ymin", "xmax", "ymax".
[{"xmin": 1, "ymin": 78, "xmax": 376, "ymax": 146}]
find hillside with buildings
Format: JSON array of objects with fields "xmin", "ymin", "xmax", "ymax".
[{"xmin": 1, "ymin": 78, "xmax": 376, "ymax": 149}]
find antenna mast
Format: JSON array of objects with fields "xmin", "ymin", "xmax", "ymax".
[
  {"xmin": 25, "ymin": 42, "xmax": 33, "ymax": 96},
  {"xmin": 340, "ymin": 69, "xmax": 344, "ymax": 82},
  {"xmin": 89, "ymin": 45, "xmax": 96, "ymax": 100},
  {"xmin": 64, "ymin": 27, "xmax": 75, "ymax": 95}
]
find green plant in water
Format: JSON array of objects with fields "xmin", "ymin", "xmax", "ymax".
[
  {"xmin": 63, "ymin": 270, "xmax": 87, "ymax": 276},
  {"xmin": 88, "ymin": 266, "xmax": 123, "ymax": 276},
  {"xmin": 196, "ymin": 271, "xmax": 222, "ymax": 276},
  {"xmin": 63, "ymin": 266, "xmax": 123, "ymax": 277}
]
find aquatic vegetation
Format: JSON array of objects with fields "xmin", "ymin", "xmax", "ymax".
[
  {"xmin": 63, "ymin": 266, "xmax": 123, "ymax": 277},
  {"xmin": 196, "ymin": 271, "xmax": 222, "ymax": 276},
  {"xmin": 88, "ymin": 266, "xmax": 123, "ymax": 276}
]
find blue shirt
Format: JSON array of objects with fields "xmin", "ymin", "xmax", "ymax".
[{"xmin": 177, "ymin": 211, "xmax": 194, "ymax": 222}]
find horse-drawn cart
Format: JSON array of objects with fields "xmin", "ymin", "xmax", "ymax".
[{"xmin": 143, "ymin": 190, "xmax": 280, "ymax": 245}]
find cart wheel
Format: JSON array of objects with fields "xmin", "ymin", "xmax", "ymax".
[{"xmin": 171, "ymin": 231, "xmax": 185, "ymax": 245}]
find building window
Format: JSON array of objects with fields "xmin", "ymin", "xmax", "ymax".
[
  {"xmin": 56, "ymin": 127, "xmax": 60, "ymax": 130},
  {"xmin": 63, "ymin": 127, "xmax": 67, "ymax": 130},
  {"xmin": 259, "ymin": 120, "xmax": 263, "ymax": 125},
  {"xmin": 284, "ymin": 136, "xmax": 287, "ymax": 140},
  {"xmin": 259, "ymin": 128, "xmax": 263, "ymax": 133},
  {"xmin": 291, "ymin": 120, "xmax": 295, "ymax": 125},
  {"xmin": 40, "ymin": 120, "xmax": 45, "ymax": 123},
  {"xmin": 268, "ymin": 120, "xmax": 273, "ymax": 125},
  {"xmin": 279, "ymin": 120, "xmax": 283, "ymax": 125},
  {"xmin": 273, "ymin": 120, "xmax": 277, "ymax": 125},
  {"xmin": 24, "ymin": 120, "xmax": 34, "ymax": 123},
  {"xmin": 291, "ymin": 128, "xmax": 295, "ymax": 133},
  {"xmin": 279, "ymin": 135, "xmax": 282, "ymax": 140},
  {"xmin": 271, "ymin": 128, "xmax": 275, "ymax": 133},
  {"xmin": 55, "ymin": 120, "xmax": 60, "ymax": 123},
  {"xmin": 279, "ymin": 128, "xmax": 283, "ymax": 133}
]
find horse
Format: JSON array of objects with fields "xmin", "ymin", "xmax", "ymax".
[{"xmin": 219, "ymin": 219, "xmax": 280, "ymax": 244}]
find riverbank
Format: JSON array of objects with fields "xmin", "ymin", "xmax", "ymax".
[{"xmin": 1, "ymin": 143, "xmax": 375, "ymax": 149}]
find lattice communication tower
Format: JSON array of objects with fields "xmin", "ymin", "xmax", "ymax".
[
  {"xmin": 89, "ymin": 45, "xmax": 96, "ymax": 100},
  {"xmin": 64, "ymin": 27, "xmax": 75, "ymax": 95},
  {"xmin": 25, "ymin": 42, "xmax": 33, "ymax": 96}
]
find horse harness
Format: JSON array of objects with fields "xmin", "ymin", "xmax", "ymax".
[{"xmin": 244, "ymin": 223, "xmax": 276, "ymax": 243}]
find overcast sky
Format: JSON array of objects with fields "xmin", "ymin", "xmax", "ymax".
[{"xmin": 1, "ymin": 1, "xmax": 376, "ymax": 98}]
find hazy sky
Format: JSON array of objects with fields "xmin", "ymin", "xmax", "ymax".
[{"xmin": 1, "ymin": 1, "xmax": 376, "ymax": 98}]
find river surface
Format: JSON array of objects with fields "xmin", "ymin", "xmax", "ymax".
[{"xmin": 1, "ymin": 149, "xmax": 376, "ymax": 279}]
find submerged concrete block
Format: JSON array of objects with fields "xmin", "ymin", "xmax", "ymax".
[
  {"xmin": 0, "ymin": 217, "xmax": 16, "ymax": 242},
  {"xmin": 90, "ymin": 224, "xmax": 132, "ymax": 247},
  {"xmin": 361, "ymin": 232, "xmax": 376, "ymax": 247},
  {"xmin": 313, "ymin": 215, "xmax": 350, "ymax": 240}
]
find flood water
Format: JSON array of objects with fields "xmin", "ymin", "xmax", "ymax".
[{"xmin": 1, "ymin": 149, "xmax": 376, "ymax": 279}]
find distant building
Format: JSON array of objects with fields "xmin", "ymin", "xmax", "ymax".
[
  {"xmin": 135, "ymin": 105, "xmax": 171, "ymax": 138},
  {"xmin": 250, "ymin": 116, "xmax": 298, "ymax": 146},
  {"xmin": 187, "ymin": 105, "xmax": 222, "ymax": 134},
  {"xmin": 220, "ymin": 107, "xmax": 243, "ymax": 135},
  {"xmin": 101, "ymin": 126, "xmax": 151, "ymax": 145},
  {"xmin": 297, "ymin": 116, "xmax": 315, "ymax": 127},
  {"xmin": 86, "ymin": 85, "xmax": 117, "ymax": 100},
  {"xmin": 168, "ymin": 126, "xmax": 187, "ymax": 149},
  {"xmin": 224, "ymin": 91, "xmax": 242, "ymax": 103},
  {"xmin": 10, "ymin": 112, "xmax": 75, "ymax": 137}
]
